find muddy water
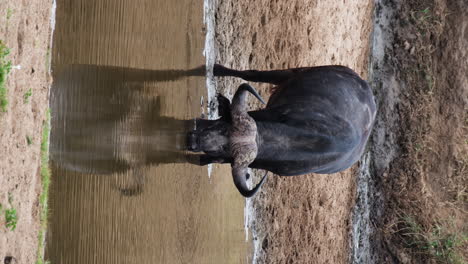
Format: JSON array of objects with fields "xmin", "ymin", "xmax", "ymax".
[{"xmin": 45, "ymin": 0, "xmax": 249, "ymax": 263}]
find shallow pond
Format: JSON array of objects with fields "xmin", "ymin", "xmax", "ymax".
[{"xmin": 45, "ymin": 0, "xmax": 250, "ymax": 263}]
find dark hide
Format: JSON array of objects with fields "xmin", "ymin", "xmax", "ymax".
[{"xmin": 189, "ymin": 64, "xmax": 376, "ymax": 196}]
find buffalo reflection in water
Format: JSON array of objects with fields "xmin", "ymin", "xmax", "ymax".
[{"xmin": 50, "ymin": 64, "xmax": 207, "ymax": 195}]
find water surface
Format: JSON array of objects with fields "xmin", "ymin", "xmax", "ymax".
[{"xmin": 46, "ymin": 0, "xmax": 250, "ymax": 263}]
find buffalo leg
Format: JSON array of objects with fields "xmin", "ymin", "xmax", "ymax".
[{"xmin": 214, "ymin": 64, "xmax": 306, "ymax": 85}]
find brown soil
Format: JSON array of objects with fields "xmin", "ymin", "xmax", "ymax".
[
  {"xmin": 372, "ymin": 0, "xmax": 468, "ymax": 263},
  {"xmin": 0, "ymin": 0, "xmax": 53, "ymax": 263},
  {"xmin": 215, "ymin": 1, "xmax": 374, "ymax": 263}
]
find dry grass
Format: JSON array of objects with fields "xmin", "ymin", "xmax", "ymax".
[
  {"xmin": 397, "ymin": 214, "xmax": 467, "ymax": 264},
  {"xmin": 381, "ymin": 1, "xmax": 468, "ymax": 263}
]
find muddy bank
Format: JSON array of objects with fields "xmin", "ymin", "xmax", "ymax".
[
  {"xmin": 0, "ymin": 0, "xmax": 54, "ymax": 263},
  {"xmin": 213, "ymin": 1, "xmax": 374, "ymax": 263}
]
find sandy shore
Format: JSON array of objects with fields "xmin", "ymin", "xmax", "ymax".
[{"xmin": 0, "ymin": 0, "xmax": 54, "ymax": 263}]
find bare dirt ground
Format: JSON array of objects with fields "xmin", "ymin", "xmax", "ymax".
[
  {"xmin": 0, "ymin": 0, "xmax": 53, "ymax": 263},
  {"xmin": 214, "ymin": 1, "xmax": 374, "ymax": 263},
  {"xmin": 371, "ymin": 0, "xmax": 468, "ymax": 263}
]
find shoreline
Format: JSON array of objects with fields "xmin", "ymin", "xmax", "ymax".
[
  {"xmin": 38, "ymin": 2, "xmax": 56, "ymax": 262},
  {"xmin": 350, "ymin": 0, "xmax": 398, "ymax": 262}
]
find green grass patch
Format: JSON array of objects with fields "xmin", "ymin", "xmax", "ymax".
[
  {"xmin": 5, "ymin": 208, "xmax": 18, "ymax": 231},
  {"xmin": 0, "ymin": 40, "xmax": 12, "ymax": 112},
  {"xmin": 36, "ymin": 109, "xmax": 51, "ymax": 264},
  {"xmin": 6, "ymin": 8, "xmax": 14, "ymax": 20},
  {"xmin": 24, "ymin": 88, "xmax": 33, "ymax": 103},
  {"xmin": 400, "ymin": 215, "xmax": 467, "ymax": 264},
  {"xmin": 2, "ymin": 194, "xmax": 18, "ymax": 231}
]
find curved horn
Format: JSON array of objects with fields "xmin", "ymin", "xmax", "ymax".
[
  {"xmin": 238, "ymin": 83, "xmax": 266, "ymax": 104},
  {"xmin": 232, "ymin": 167, "xmax": 268, "ymax": 198}
]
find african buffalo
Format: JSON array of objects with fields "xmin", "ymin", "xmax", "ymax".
[{"xmin": 188, "ymin": 64, "xmax": 376, "ymax": 197}]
